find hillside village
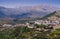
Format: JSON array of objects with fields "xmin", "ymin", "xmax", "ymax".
[{"xmin": 0, "ymin": 11, "xmax": 60, "ymax": 31}]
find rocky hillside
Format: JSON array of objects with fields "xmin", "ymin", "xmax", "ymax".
[{"xmin": 41, "ymin": 11, "xmax": 60, "ymax": 20}]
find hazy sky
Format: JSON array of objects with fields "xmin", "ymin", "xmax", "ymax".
[{"xmin": 0, "ymin": 0, "xmax": 60, "ymax": 8}]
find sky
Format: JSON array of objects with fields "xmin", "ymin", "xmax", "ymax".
[{"xmin": 0, "ymin": 0, "xmax": 60, "ymax": 8}]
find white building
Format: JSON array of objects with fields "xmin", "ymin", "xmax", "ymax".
[
  {"xmin": 2, "ymin": 24, "xmax": 12, "ymax": 28},
  {"xmin": 34, "ymin": 20, "xmax": 60, "ymax": 25}
]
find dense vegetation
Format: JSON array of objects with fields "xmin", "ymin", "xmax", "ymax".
[{"xmin": 0, "ymin": 26, "xmax": 60, "ymax": 39}]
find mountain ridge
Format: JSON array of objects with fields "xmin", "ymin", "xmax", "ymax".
[{"xmin": 0, "ymin": 5, "xmax": 60, "ymax": 18}]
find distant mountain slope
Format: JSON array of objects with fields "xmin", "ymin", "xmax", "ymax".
[{"xmin": 0, "ymin": 5, "xmax": 60, "ymax": 18}]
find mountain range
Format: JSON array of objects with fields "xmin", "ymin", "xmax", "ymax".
[{"xmin": 0, "ymin": 5, "xmax": 60, "ymax": 19}]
